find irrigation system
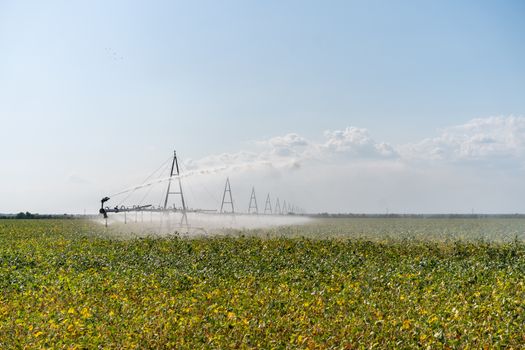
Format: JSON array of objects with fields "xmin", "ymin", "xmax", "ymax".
[{"xmin": 99, "ymin": 150, "xmax": 304, "ymax": 226}]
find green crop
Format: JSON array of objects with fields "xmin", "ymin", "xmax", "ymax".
[{"xmin": 1, "ymin": 219, "xmax": 525, "ymax": 348}]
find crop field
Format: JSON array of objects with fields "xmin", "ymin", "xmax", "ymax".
[{"xmin": 2, "ymin": 218, "xmax": 525, "ymax": 348}]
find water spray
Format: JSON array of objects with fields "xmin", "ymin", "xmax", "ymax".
[{"xmin": 97, "ymin": 150, "xmax": 303, "ymax": 231}]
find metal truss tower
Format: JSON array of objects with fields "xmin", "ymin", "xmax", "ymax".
[
  {"xmin": 163, "ymin": 151, "xmax": 188, "ymax": 226},
  {"xmin": 220, "ymin": 177, "xmax": 235, "ymax": 214},
  {"xmin": 163, "ymin": 150, "xmax": 187, "ymax": 211},
  {"xmin": 274, "ymin": 198, "xmax": 281, "ymax": 215},
  {"xmin": 264, "ymin": 193, "xmax": 272, "ymax": 214},
  {"xmin": 248, "ymin": 187, "xmax": 259, "ymax": 214}
]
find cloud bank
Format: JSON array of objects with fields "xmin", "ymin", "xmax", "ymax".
[
  {"xmin": 401, "ymin": 116, "xmax": 525, "ymax": 162},
  {"xmin": 7, "ymin": 115, "xmax": 522, "ymax": 214},
  {"xmin": 187, "ymin": 115, "xmax": 525, "ymax": 170},
  {"xmin": 182, "ymin": 116, "xmax": 525, "ymax": 214}
]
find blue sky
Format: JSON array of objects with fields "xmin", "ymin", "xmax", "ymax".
[{"xmin": 1, "ymin": 1, "xmax": 524, "ymax": 213}]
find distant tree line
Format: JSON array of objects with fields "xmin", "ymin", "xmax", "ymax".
[
  {"xmin": 0, "ymin": 212, "xmax": 76, "ymax": 219},
  {"xmin": 312, "ymin": 213, "xmax": 525, "ymax": 219}
]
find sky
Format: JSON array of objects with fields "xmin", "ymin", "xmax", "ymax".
[{"xmin": 1, "ymin": 0, "xmax": 524, "ymax": 214}]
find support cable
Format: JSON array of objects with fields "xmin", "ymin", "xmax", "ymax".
[
  {"xmin": 114, "ymin": 156, "xmax": 172, "ymax": 206},
  {"xmin": 179, "ymin": 160, "xmax": 221, "ymax": 209}
]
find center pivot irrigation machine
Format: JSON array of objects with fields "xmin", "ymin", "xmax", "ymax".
[
  {"xmin": 99, "ymin": 150, "xmax": 304, "ymax": 227},
  {"xmin": 99, "ymin": 151, "xmax": 192, "ymax": 220}
]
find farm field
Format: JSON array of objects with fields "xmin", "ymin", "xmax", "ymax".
[{"xmin": 1, "ymin": 219, "xmax": 525, "ymax": 348}]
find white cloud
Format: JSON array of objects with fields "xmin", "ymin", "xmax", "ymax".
[
  {"xmin": 258, "ymin": 133, "xmax": 313, "ymax": 159},
  {"xmin": 170, "ymin": 115, "xmax": 525, "ymax": 213},
  {"xmin": 185, "ymin": 116, "xmax": 525, "ymax": 177},
  {"xmin": 266, "ymin": 133, "xmax": 309, "ymax": 149},
  {"xmin": 322, "ymin": 127, "xmax": 397, "ymax": 158},
  {"xmin": 6, "ymin": 115, "xmax": 524, "ymax": 214},
  {"xmin": 400, "ymin": 115, "xmax": 525, "ymax": 162},
  {"xmin": 184, "ymin": 126, "xmax": 399, "ymax": 175}
]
